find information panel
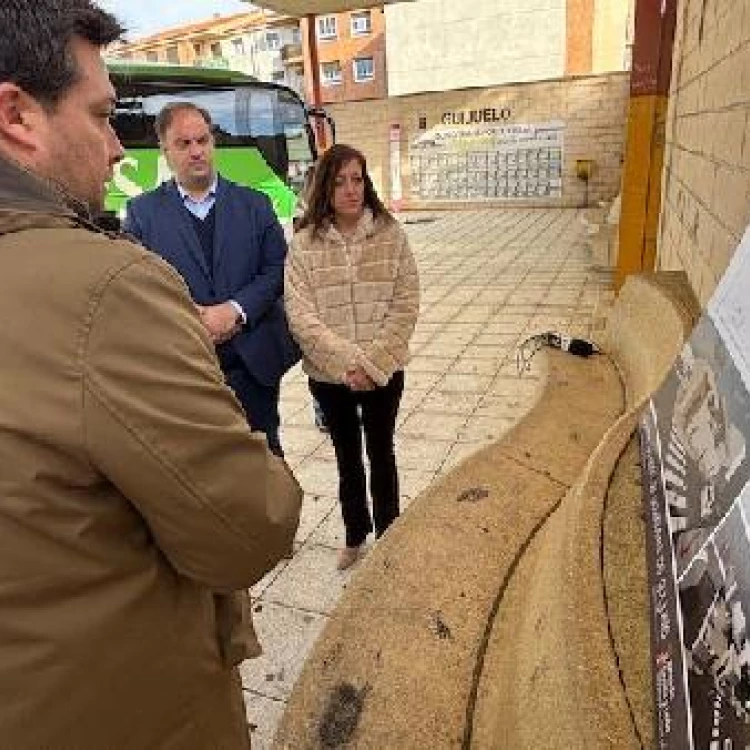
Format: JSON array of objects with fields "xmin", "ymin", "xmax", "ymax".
[
  {"xmin": 408, "ymin": 121, "xmax": 564, "ymax": 201},
  {"xmin": 641, "ymin": 227, "xmax": 750, "ymax": 750}
]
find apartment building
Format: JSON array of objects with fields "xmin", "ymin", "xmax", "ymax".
[
  {"xmin": 302, "ymin": 7, "xmax": 388, "ymax": 104},
  {"xmin": 108, "ymin": 11, "xmax": 305, "ymax": 97}
]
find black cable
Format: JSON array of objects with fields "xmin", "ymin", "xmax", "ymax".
[{"xmin": 517, "ymin": 331, "xmax": 601, "ymax": 376}]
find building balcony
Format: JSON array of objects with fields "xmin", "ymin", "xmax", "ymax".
[{"xmin": 281, "ymin": 42, "xmax": 303, "ymax": 65}]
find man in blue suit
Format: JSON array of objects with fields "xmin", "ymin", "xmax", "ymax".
[{"xmin": 124, "ymin": 102, "xmax": 298, "ymax": 456}]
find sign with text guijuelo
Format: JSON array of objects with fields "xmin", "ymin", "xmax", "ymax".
[{"xmin": 641, "ymin": 227, "xmax": 750, "ymax": 749}]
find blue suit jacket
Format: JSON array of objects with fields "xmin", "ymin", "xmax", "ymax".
[{"xmin": 124, "ymin": 177, "xmax": 299, "ymax": 386}]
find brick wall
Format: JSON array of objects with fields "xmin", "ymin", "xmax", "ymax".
[
  {"xmin": 326, "ymin": 72, "xmax": 630, "ymax": 210},
  {"xmin": 311, "ymin": 8, "xmax": 387, "ymax": 103},
  {"xmin": 657, "ymin": 1, "xmax": 750, "ymax": 306}
]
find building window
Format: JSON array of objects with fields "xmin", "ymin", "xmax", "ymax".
[
  {"xmin": 266, "ymin": 31, "xmax": 281, "ymax": 50},
  {"xmin": 210, "ymin": 42, "xmax": 222, "ymax": 58},
  {"xmin": 353, "ymin": 57, "xmax": 374, "ymax": 82},
  {"xmin": 351, "ymin": 11, "xmax": 372, "ymax": 36},
  {"xmin": 146, "ymin": 51, "xmax": 158, "ymax": 62},
  {"xmin": 165, "ymin": 45, "xmax": 179, "ymax": 63},
  {"xmin": 291, "ymin": 26, "xmax": 302, "ymax": 44},
  {"xmin": 321, "ymin": 61, "xmax": 342, "ymax": 86},
  {"xmin": 317, "ymin": 16, "xmax": 337, "ymax": 40},
  {"xmin": 232, "ymin": 38, "xmax": 245, "ymax": 56},
  {"xmin": 272, "ymin": 70, "xmax": 286, "ymax": 82}
]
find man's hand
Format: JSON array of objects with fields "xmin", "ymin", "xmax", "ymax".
[
  {"xmin": 197, "ymin": 302, "xmax": 242, "ymax": 345},
  {"xmin": 345, "ymin": 366, "xmax": 376, "ymax": 392}
]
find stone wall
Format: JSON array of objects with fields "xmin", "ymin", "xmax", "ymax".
[
  {"xmin": 657, "ymin": 1, "xmax": 750, "ymax": 306},
  {"xmin": 327, "ymin": 71, "xmax": 630, "ymax": 210}
]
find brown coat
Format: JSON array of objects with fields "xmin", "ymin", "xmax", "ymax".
[
  {"xmin": 0, "ymin": 157, "xmax": 302, "ymax": 749},
  {"xmin": 285, "ymin": 210, "xmax": 420, "ymax": 386}
]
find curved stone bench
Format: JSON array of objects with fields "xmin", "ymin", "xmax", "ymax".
[{"xmin": 274, "ymin": 273, "xmax": 699, "ymax": 750}]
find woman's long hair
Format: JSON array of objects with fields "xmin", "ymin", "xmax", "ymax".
[{"xmin": 297, "ymin": 144, "xmax": 393, "ymax": 234}]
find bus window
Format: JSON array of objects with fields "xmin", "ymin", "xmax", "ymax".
[{"xmin": 109, "ymin": 83, "xmax": 315, "ymax": 222}]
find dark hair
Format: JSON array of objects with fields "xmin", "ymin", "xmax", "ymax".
[
  {"xmin": 298, "ymin": 143, "xmax": 392, "ymax": 233},
  {"xmin": 0, "ymin": 0, "xmax": 124, "ymax": 109},
  {"xmin": 155, "ymin": 102, "xmax": 213, "ymax": 142}
]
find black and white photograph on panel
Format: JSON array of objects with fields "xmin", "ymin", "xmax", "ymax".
[
  {"xmin": 679, "ymin": 499, "xmax": 750, "ymax": 747},
  {"xmin": 650, "ymin": 315, "xmax": 750, "ymax": 577}
]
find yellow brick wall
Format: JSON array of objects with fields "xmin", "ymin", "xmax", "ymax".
[
  {"xmin": 326, "ymin": 72, "xmax": 630, "ymax": 210},
  {"xmin": 657, "ymin": 1, "xmax": 750, "ymax": 306}
]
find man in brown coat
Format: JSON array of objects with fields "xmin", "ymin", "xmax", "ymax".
[{"xmin": 0, "ymin": 2, "xmax": 301, "ymax": 748}]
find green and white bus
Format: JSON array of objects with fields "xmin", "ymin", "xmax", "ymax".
[{"xmin": 105, "ymin": 60, "xmax": 332, "ymax": 228}]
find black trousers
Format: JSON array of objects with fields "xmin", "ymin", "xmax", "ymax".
[
  {"xmin": 310, "ymin": 371, "xmax": 405, "ymax": 548},
  {"xmin": 224, "ymin": 365, "xmax": 282, "ymax": 457}
]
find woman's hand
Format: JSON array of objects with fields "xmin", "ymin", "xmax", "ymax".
[{"xmin": 345, "ymin": 366, "xmax": 376, "ymax": 392}]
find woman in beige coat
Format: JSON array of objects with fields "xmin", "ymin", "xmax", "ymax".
[{"xmin": 285, "ymin": 144, "xmax": 420, "ymax": 570}]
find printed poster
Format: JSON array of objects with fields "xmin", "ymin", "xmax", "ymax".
[{"xmin": 642, "ymin": 226, "xmax": 750, "ymax": 749}]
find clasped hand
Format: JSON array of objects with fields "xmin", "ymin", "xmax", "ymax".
[
  {"xmin": 196, "ymin": 302, "xmax": 241, "ymax": 345},
  {"xmin": 344, "ymin": 366, "xmax": 376, "ymax": 392}
]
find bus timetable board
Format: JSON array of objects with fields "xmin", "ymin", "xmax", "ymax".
[{"xmin": 409, "ymin": 121, "xmax": 564, "ymax": 201}]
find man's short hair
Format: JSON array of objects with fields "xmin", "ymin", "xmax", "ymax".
[
  {"xmin": 155, "ymin": 103, "xmax": 213, "ymax": 143},
  {"xmin": 0, "ymin": 0, "xmax": 124, "ymax": 109}
]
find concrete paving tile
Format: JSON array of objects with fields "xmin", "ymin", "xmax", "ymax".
[
  {"xmin": 293, "ymin": 458, "xmax": 338, "ymax": 498},
  {"xmin": 501, "ymin": 304, "xmax": 544, "ymax": 316},
  {"xmin": 439, "ymin": 326, "xmax": 483, "ymax": 344},
  {"xmin": 295, "ymin": 492, "xmax": 337, "ymax": 545},
  {"xmin": 399, "ymin": 388, "xmax": 429, "ymax": 414},
  {"xmin": 398, "ymin": 411, "xmax": 468, "ymax": 440},
  {"xmin": 421, "ymin": 391, "xmax": 484, "ymax": 414},
  {"xmin": 279, "ymin": 426, "xmax": 326, "ymax": 460},
  {"xmin": 476, "ymin": 394, "xmax": 540, "ymax": 418},
  {"xmin": 279, "ymin": 396, "xmax": 306, "ymax": 418},
  {"xmin": 441, "ymin": 440, "xmax": 489, "ymax": 472},
  {"xmin": 546, "ymin": 290, "xmax": 584, "ymax": 305},
  {"xmin": 395, "ymin": 436, "xmax": 453, "ymax": 473},
  {"xmin": 460, "ymin": 344, "xmax": 511, "ymax": 362},
  {"xmin": 244, "ymin": 690, "xmax": 286, "ymax": 750},
  {"xmin": 471, "ymin": 332, "xmax": 520, "ymax": 349},
  {"xmin": 420, "ymin": 305, "xmax": 463, "ymax": 322},
  {"xmin": 240, "ymin": 602, "xmax": 327, "ymax": 701},
  {"xmin": 404, "ymin": 369, "xmax": 451, "ymax": 391},
  {"xmin": 263, "ymin": 544, "xmax": 356, "ymax": 614},
  {"xmin": 448, "ymin": 358, "xmax": 508, "ymax": 377},
  {"xmin": 399, "ymin": 468, "xmax": 440, "ymax": 503},
  {"xmin": 251, "ymin": 558, "xmax": 291, "ymax": 598},
  {"xmin": 417, "ymin": 339, "xmax": 469, "ymax": 357},
  {"xmin": 454, "ymin": 306, "xmax": 495, "ymax": 323},
  {"xmin": 309, "ymin": 505, "xmax": 345, "ymax": 549},
  {"xmin": 407, "ymin": 355, "xmax": 455, "ymax": 373},
  {"xmin": 279, "ymin": 381, "xmax": 312, "ymax": 402},
  {"xmin": 437, "ymin": 372, "xmax": 495, "ymax": 394},
  {"xmin": 309, "ymin": 437, "xmax": 336, "ymax": 463},
  {"xmin": 412, "ymin": 321, "xmax": 443, "ymax": 337}
]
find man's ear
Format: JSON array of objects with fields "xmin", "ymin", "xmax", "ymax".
[{"xmin": 0, "ymin": 82, "xmax": 46, "ymax": 154}]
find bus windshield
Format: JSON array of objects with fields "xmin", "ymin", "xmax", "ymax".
[{"xmin": 106, "ymin": 62, "xmax": 318, "ymax": 223}]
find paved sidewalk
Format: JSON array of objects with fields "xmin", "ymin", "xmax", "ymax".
[{"xmin": 241, "ymin": 208, "xmax": 615, "ymax": 748}]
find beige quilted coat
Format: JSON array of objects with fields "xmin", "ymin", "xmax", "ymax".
[{"xmin": 285, "ymin": 210, "xmax": 420, "ymax": 386}]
